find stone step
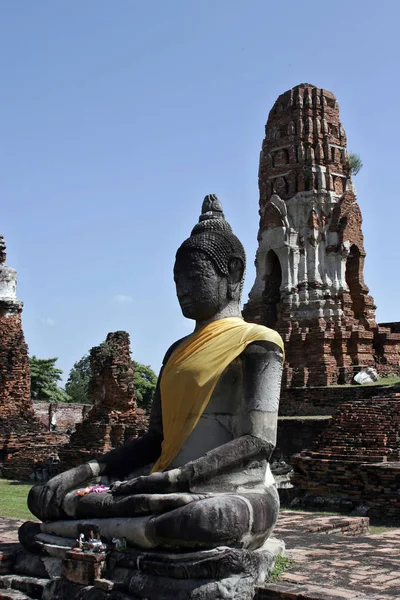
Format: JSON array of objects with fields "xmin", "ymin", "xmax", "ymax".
[
  {"xmin": 0, "ymin": 575, "xmax": 48, "ymax": 600},
  {"xmin": 312, "ymin": 448, "xmax": 392, "ymax": 456},
  {"xmin": 299, "ymin": 452, "xmax": 386, "ymax": 462},
  {"xmin": 0, "ymin": 590, "xmax": 34, "ymax": 600}
]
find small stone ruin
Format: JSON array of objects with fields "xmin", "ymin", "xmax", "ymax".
[{"xmin": 59, "ymin": 331, "xmax": 148, "ymax": 471}]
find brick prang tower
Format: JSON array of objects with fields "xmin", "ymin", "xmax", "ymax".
[{"xmin": 243, "ymin": 84, "xmax": 400, "ymax": 387}]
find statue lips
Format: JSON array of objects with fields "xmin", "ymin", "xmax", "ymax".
[
  {"xmin": 178, "ymin": 296, "xmax": 194, "ymax": 311},
  {"xmin": 179, "ymin": 300, "xmax": 192, "ymax": 309},
  {"xmin": 179, "ymin": 302, "xmax": 196, "ymax": 318}
]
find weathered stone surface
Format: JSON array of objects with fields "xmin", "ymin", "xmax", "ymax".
[
  {"xmin": 36, "ymin": 538, "xmax": 284, "ymax": 600},
  {"xmin": 7, "ymin": 545, "xmax": 62, "ymax": 581},
  {"xmin": 0, "ymin": 574, "xmax": 48, "ymax": 600},
  {"xmin": 123, "ymin": 539, "xmax": 284, "ymax": 599},
  {"xmin": 243, "ymin": 84, "xmax": 400, "ymax": 387},
  {"xmin": 62, "ymin": 551, "xmax": 106, "ymax": 585}
]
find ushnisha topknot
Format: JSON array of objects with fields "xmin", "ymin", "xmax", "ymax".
[{"xmin": 176, "ymin": 194, "xmax": 246, "ymax": 277}]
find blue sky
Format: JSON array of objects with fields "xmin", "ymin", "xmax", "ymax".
[{"xmin": 1, "ymin": 1, "xmax": 399, "ymax": 381}]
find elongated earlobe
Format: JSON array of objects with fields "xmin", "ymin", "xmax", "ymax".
[{"xmin": 228, "ymin": 258, "xmax": 244, "ymax": 284}]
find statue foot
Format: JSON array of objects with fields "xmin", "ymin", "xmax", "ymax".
[{"xmin": 18, "ymin": 521, "xmax": 42, "ymax": 553}]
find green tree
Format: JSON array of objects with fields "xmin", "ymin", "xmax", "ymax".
[
  {"xmin": 65, "ymin": 354, "xmax": 91, "ymax": 404},
  {"xmin": 30, "ymin": 356, "xmax": 70, "ymax": 403},
  {"xmin": 348, "ymin": 152, "xmax": 363, "ymax": 176},
  {"xmin": 133, "ymin": 361, "xmax": 157, "ymax": 410}
]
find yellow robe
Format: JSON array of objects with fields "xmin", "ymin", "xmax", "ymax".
[{"xmin": 151, "ymin": 317, "xmax": 284, "ymax": 473}]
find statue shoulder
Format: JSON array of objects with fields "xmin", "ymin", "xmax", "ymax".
[
  {"xmin": 162, "ymin": 335, "xmax": 192, "ymax": 366},
  {"xmin": 242, "ymin": 339, "xmax": 284, "ymax": 360}
]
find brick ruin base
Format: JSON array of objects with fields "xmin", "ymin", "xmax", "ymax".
[
  {"xmin": 59, "ymin": 331, "xmax": 148, "ymax": 471},
  {"xmin": 279, "ymin": 382, "xmax": 397, "ymax": 416},
  {"xmin": 291, "ymin": 393, "xmax": 400, "ymax": 518}
]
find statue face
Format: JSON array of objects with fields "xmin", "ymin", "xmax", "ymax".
[{"xmin": 174, "ymin": 250, "xmax": 228, "ymax": 321}]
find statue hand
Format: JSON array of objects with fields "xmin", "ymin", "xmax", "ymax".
[
  {"xmin": 28, "ymin": 461, "xmax": 103, "ymax": 521},
  {"xmin": 110, "ymin": 468, "xmax": 187, "ymax": 496}
]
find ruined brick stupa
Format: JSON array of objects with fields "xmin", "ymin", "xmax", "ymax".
[
  {"xmin": 0, "ymin": 235, "xmax": 33, "ymax": 430},
  {"xmin": 59, "ymin": 331, "xmax": 148, "ymax": 470},
  {"xmin": 244, "ymin": 84, "xmax": 400, "ymax": 387},
  {"xmin": 0, "ymin": 235, "xmax": 67, "ymax": 480}
]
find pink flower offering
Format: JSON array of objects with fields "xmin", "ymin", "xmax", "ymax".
[{"xmin": 76, "ymin": 484, "xmax": 110, "ymax": 497}]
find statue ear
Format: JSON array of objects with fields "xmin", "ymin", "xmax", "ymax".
[{"xmin": 228, "ymin": 257, "xmax": 244, "ymax": 284}]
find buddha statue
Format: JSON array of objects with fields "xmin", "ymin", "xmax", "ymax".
[{"xmin": 24, "ymin": 195, "xmax": 284, "ymax": 552}]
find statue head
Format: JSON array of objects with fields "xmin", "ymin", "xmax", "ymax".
[{"xmin": 174, "ymin": 195, "xmax": 246, "ymax": 322}]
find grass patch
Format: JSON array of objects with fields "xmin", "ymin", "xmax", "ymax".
[
  {"xmin": 268, "ymin": 555, "xmax": 295, "ymax": 582},
  {"xmin": 369, "ymin": 525, "xmax": 398, "ymax": 535},
  {"xmin": 0, "ymin": 479, "xmax": 35, "ymax": 520},
  {"xmin": 280, "ymin": 507, "xmax": 342, "ymax": 516}
]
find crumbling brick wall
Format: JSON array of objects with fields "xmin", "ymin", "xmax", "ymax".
[{"xmin": 33, "ymin": 402, "xmax": 89, "ymax": 432}]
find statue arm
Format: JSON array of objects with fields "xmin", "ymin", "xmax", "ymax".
[{"xmin": 112, "ymin": 340, "xmax": 283, "ymax": 495}]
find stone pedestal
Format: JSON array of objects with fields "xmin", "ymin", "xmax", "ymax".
[
  {"xmin": 106, "ymin": 539, "xmax": 284, "ymax": 599},
  {"xmin": 38, "ymin": 538, "xmax": 284, "ymax": 600},
  {"xmin": 62, "ymin": 550, "xmax": 106, "ymax": 585}
]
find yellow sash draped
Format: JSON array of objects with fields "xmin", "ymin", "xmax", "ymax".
[{"xmin": 151, "ymin": 317, "xmax": 284, "ymax": 473}]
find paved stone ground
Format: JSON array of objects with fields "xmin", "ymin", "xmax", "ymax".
[
  {"xmin": 0, "ymin": 512, "xmax": 399, "ymax": 599},
  {"xmin": 258, "ymin": 510, "xmax": 400, "ymax": 599},
  {"xmin": 0, "ymin": 518, "xmax": 23, "ymax": 544}
]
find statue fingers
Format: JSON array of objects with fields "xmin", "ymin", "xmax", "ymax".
[
  {"xmin": 111, "ymin": 473, "xmax": 168, "ymax": 496},
  {"xmin": 110, "ymin": 477, "xmax": 144, "ymax": 496}
]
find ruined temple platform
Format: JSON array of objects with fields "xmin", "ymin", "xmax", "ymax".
[{"xmin": 0, "ymin": 512, "xmax": 399, "ymax": 599}]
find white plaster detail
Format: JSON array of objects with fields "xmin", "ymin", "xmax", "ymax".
[
  {"xmin": 247, "ymin": 190, "xmax": 352, "ymax": 321},
  {"xmin": 270, "ymin": 144, "xmax": 292, "ymax": 152},
  {"xmin": 0, "ymin": 266, "xmax": 18, "ymax": 301},
  {"xmin": 267, "ymin": 172, "xmax": 290, "ymax": 180}
]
